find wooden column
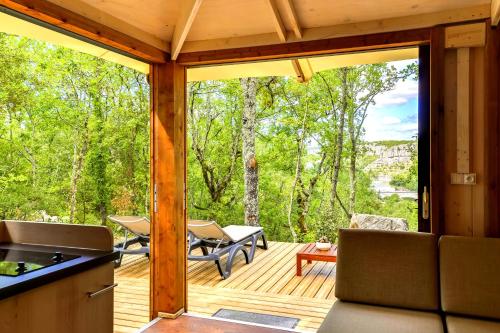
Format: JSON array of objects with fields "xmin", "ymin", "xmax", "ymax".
[
  {"xmin": 149, "ymin": 62, "xmax": 187, "ymax": 319},
  {"xmin": 440, "ymin": 22, "xmax": 489, "ymax": 236},
  {"xmin": 455, "ymin": 47, "xmax": 471, "ymax": 175}
]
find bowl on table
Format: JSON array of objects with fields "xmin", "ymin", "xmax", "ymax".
[{"xmin": 315, "ymin": 242, "xmax": 332, "ymax": 251}]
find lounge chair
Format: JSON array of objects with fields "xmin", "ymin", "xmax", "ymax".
[
  {"xmin": 188, "ymin": 219, "xmax": 268, "ymax": 279},
  {"xmin": 108, "ymin": 215, "xmax": 150, "ymax": 267}
]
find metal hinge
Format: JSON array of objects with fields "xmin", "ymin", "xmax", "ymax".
[
  {"xmin": 183, "ymin": 183, "xmax": 186, "ymax": 210},
  {"xmin": 154, "ymin": 184, "xmax": 158, "ymax": 213}
]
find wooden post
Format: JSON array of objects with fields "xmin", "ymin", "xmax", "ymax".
[
  {"xmin": 149, "ymin": 62, "xmax": 187, "ymax": 319},
  {"xmin": 444, "ymin": 23, "xmax": 486, "ymax": 186},
  {"xmin": 456, "ymin": 47, "xmax": 471, "ymax": 174}
]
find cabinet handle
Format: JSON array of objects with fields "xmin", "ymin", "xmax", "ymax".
[{"xmin": 87, "ymin": 283, "xmax": 118, "ymax": 298}]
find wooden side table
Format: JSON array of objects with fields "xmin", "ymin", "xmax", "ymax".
[{"xmin": 296, "ymin": 243, "xmax": 337, "ymax": 276}]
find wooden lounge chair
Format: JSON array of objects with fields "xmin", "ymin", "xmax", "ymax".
[
  {"xmin": 108, "ymin": 215, "xmax": 150, "ymax": 267},
  {"xmin": 188, "ymin": 219, "xmax": 268, "ymax": 279}
]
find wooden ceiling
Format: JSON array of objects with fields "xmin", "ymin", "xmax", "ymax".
[{"xmin": 43, "ymin": 0, "xmax": 493, "ymax": 58}]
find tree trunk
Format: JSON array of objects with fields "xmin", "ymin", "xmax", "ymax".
[
  {"xmin": 240, "ymin": 77, "xmax": 259, "ymax": 226},
  {"xmin": 90, "ymin": 79, "xmax": 108, "ymax": 226},
  {"xmin": 94, "ymin": 110, "xmax": 108, "ymax": 226},
  {"xmin": 348, "ymin": 131, "xmax": 357, "ymax": 214},
  {"xmin": 287, "ymin": 107, "xmax": 310, "ymax": 242},
  {"xmin": 69, "ymin": 119, "xmax": 89, "ymax": 224},
  {"xmin": 188, "ymin": 83, "xmax": 242, "ymax": 204},
  {"xmin": 297, "ymin": 152, "xmax": 328, "ymax": 237},
  {"xmin": 330, "ymin": 68, "xmax": 348, "ymax": 210}
]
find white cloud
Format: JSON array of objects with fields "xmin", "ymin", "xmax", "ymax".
[
  {"xmin": 372, "ymin": 79, "xmax": 418, "ymax": 109},
  {"xmin": 396, "ymin": 123, "xmax": 418, "ymax": 132},
  {"xmin": 361, "ymin": 59, "xmax": 419, "ymax": 142},
  {"xmin": 382, "ymin": 116, "xmax": 401, "ymax": 125}
]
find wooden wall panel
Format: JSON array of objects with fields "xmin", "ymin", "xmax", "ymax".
[
  {"xmin": 442, "ymin": 49, "xmax": 472, "ymax": 235},
  {"xmin": 470, "ymin": 47, "xmax": 486, "ymax": 236},
  {"xmin": 441, "ymin": 47, "xmax": 492, "ymax": 236},
  {"xmin": 439, "ymin": 23, "xmax": 496, "ymax": 237},
  {"xmin": 149, "ymin": 62, "xmax": 187, "ymax": 318}
]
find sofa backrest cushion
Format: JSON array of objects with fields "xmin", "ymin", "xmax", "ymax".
[
  {"xmin": 335, "ymin": 229, "xmax": 439, "ymax": 311},
  {"xmin": 440, "ymin": 236, "xmax": 500, "ymax": 320}
]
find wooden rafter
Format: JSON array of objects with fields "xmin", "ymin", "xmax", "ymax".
[
  {"xmin": 181, "ymin": 5, "xmax": 489, "ymax": 54},
  {"xmin": 282, "ymin": 0, "xmax": 302, "ymax": 39},
  {"xmin": 171, "ymin": 0, "xmax": 203, "ymax": 60},
  {"xmin": 291, "ymin": 59, "xmax": 305, "ymax": 82},
  {"xmin": 0, "ymin": 0, "xmax": 167, "ymax": 63},
  {"xmin": 493, "ymin": 0, "xmax": 500, "ymax": 26},
  {"xmin": 299, "ymin": 59, "xmax": 314, "ymax": 81},
  {"xmin": 266, "ymin": 0, "xmax": 287, "ymax": 42},
  {"xmin": 291, "ymin": 59, "xmax": 313, "ymax": 83},
  {"xmin": 290, "ymin": 0, "xmax": 305, "ymax": 87}
]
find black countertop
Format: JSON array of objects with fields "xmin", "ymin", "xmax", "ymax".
[{"xmin": 0, "ymin": 243, "xmax": 119, "ymax": 300}]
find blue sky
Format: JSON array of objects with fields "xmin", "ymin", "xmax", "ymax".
[{"xmin": 363, "ymin": 59, "xmax": 418, "ymax": 142}]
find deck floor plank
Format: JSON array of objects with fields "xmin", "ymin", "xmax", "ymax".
[{"xmin": 114, "ymin": 241, "xmax": 336, "ymax": 333}]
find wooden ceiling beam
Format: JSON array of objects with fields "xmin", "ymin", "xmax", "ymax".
[
  {"xmin": 171, "ymin": 0, "xmax": 203, "ymax": 60},
  {"xmin": 177, "ymin": 28, "xmax": 432, "ymax": 66},
  {"xmin": 291, "ymin": 59, "xmax": 305, "ymax": 82},
  {"xmin": 0, "ymin": 0, "xmax": 167, "ymax": 63},
  {"xmin": 282, "ymin": 0, "xmax": 302, "ymax": 39},
  {"xmin": 493, "ymin": 0, "xmax": 500, "ymax": 26},
  {"xmin": 181, "ymin": 4, "xmax": 489, "ymax": 54},
  {"xmin": 266, "ymin": 0, "xmax": 287, "ymax": 42},
  {"xmin": 298, "ymin": 59, "xmax": 314, "ymax": 81},
  {"xmin": 291, "ymin": 59, "xmax": 313, "ymax": 83}
]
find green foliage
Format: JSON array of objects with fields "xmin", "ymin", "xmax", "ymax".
[
  {"xmin": 0, "ymin": 31, "xmax": 419, "ymax": 242},
  {"xmin": 0, "ymin": 33, "xmax": 149, "ymax": 229},
  {"xmin": 187, "ymin": 62, "xmax": 419, "ymax": 241}
]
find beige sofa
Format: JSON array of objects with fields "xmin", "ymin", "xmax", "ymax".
[{"xmin": 317, "ymin": 229, "xmax": 500, "ymax": 333}]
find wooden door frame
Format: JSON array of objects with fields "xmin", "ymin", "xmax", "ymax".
[
  {"xmin": 429, "ymin": 27, "xmax": 445, "ymax": 235},
  {"xmin": 418, "ymin": 44, "xmax": 431, "ymax": 233},
  {"xmin": 148, "ymin": 27, "xmax": 448, "ymax": 318}
]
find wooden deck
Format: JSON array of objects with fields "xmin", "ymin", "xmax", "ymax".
[{"xmin": 114, "ymin": 242, "xmax": 337, "ymax": 333}]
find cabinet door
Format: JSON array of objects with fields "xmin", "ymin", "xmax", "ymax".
[
  {"xmin": 0, "ymin": 262, "xmax": 114, "ymax": 333},
  {"xmin": 74, "ymin": 262, "xmax": 115, "ymax": 333}
]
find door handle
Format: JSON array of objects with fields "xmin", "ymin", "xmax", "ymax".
[
  {"xmin": 422, "ymin": 186, "xmax": 429, "ymax": 220},
  {"xmin": 87, "ymin": 283, "xmax": 118, "ymax": 298}
]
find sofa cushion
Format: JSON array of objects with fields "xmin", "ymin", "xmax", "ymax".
[
  {"xmin": 446, "ymin": 316, "xmax": 500, "ymax": 333},
  {"xmin": 440, "ymin": 236, "xmax": 500, "ymax": 320},
  {"xmin": 335, "ymin": 229, "xmax": 439, "ymax": 310},
  {"xmin": 317, "ymin": 301, "xmax": 444, "ymax": 333}
]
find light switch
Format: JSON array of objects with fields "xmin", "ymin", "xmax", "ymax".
[{"xmin": 450, "ymin": 173, "xmax": 477, "ymax": 185}]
